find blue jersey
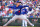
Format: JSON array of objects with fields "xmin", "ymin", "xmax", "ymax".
[
  {"xmin": 21, "ymin": 8, "xmax": 28, "ymax": 15},
  {"xmin": 8, "ymin": 5, "xmax": 29, "ymax": 15}
]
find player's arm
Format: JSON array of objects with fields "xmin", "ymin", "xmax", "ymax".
[
  {"xmin": 8, "ymin": 6, "xmax": 14, "ymax": 8},
  {"xmin": 21, "ymin": 5, "xmax": 29, "ymax": 8},
  {"xmin": 23, "ymin": 5, "xmax": 29, "ymax": 7}
]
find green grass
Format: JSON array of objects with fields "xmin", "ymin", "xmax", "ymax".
[
  {"xmin": 4, "ymin": 26, "xmax": 40, "ymax": 27},
  {"xmin": 0, "ymin": 26, "xmax": 40, "ymax": 27}
]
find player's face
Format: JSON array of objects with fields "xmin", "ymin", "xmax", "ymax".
[
  {"xmin": 16, "ymin": 3, "xmax": 20, "ymax": 7},
  {"xmin": 17, "ymin": 3, "xmax": 20, "ymax": 6}
]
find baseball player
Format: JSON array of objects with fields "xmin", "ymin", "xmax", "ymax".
[{"xmin": 3, "ymin": 2, "xmax": 34, "ymax": 26}]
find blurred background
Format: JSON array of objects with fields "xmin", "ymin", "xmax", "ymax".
[{"xmin": 0, "ymin": 0, "xmax": 40, "ymax": 26}]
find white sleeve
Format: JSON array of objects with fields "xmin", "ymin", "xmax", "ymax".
[{"xmin": 27, "ymin": 9, "xmax": 34, "ymax": 15}]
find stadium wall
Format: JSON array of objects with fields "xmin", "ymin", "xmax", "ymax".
[{"xmin": 0, "ymin": 17, "xmax": 40, "ymax": 26}]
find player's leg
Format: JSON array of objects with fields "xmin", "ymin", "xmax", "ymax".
[
  {"xmin": 3, "ymin": 15, "xmax": 18, "ymax": 26},
  {"xmin": 20, "ymin": 15, "xmax": 27, "ymax": 27},
  {"xmin": 25, "ymin": 20, "xmax": 27, "ymax": 26},
  {"xmin": 25, "ymin": 19, "xmax": 34, "ymax": 26},
  {"xmin": 20, "ymin": 15, "xmax": 34, "ymax": 26},
  {"xmin": 22, "ymin": 20, "xmax": 25, "ymax": 26},
  {"xmin": 24, "ymin": 15, "xmax": 27, "ymax": 27}
]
